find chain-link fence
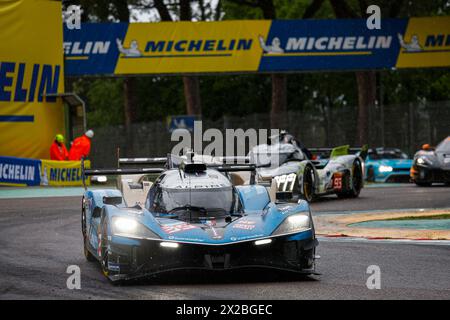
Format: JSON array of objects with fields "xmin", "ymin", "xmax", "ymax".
[{"xmin": 89, "ymin": 100, "xmax": 450, "ymax": 167}]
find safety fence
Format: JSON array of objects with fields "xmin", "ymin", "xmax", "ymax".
[{"xmin": 89, "ymin": 100, "xmax": 450, "ymax": 168}]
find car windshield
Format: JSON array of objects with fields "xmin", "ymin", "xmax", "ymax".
[
  {"xmin": 250, "ymin": 143, "xmax": 304, "ymax": 166},
  {"xmin": 149, "ymin": 186, "xmax": 240, "ymax": 217},
  {"xmin": 370, "ymin": 150, "xmax": 408, "ymax": 160},
  {"xmin": 436, "ymin": 138, "xmax": 450, "ymax": 152}
]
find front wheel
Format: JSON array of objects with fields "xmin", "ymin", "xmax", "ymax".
[
  {"xmin": 298, "ymin": 165, "xmax": 315, "ymax": 202},
  {"xmin": 366, "ymin": 166, "xmax": 375, "ymax": 182},
  {"xmin": 100, "ymin": 214, "xmax": 110, "ymax": 278},
  {"xmin": 82, "ymin": 197, "xmax": 95, "ymax": 262}
]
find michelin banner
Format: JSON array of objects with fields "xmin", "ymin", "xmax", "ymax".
[
  {"xmin": 64, "ymin": 17, "xmax": 450, "ymax": 76},
  {"xmin": 40, "ymin": 160, "xmax": 90, "ymax": 187},
  {"xmin": 0, "ymin": 0, "xmax": 65, "ymax": 160},
  {"xmin": 0, "ymin": 156, "xmax": 89, "ymax": 187},
  {"xmin": 0, "ymin": 156, "xmax": 41, "ymax": 186}
]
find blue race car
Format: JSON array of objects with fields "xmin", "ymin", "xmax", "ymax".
[
  {"xmin": 365, "ymin": 148, "xmax": 413, "ymax": 183},
  {"xmin": 81, "ymin": 156, "xmax": 318, "ymax": 282}
]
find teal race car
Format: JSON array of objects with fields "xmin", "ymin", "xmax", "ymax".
[{"xmin": 365, "ymin": 148, "xmax": 413, "ymax": 183}]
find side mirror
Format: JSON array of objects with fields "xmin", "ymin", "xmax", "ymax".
[
  {"xmin": 103, "ymin": 196, "xmax": 122, "ymax": 206},
  {"xmin": 276, "ymin": 191, "xmax": 293, "ymax": 202}
]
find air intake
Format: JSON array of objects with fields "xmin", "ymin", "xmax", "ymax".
[{"xmin": 181, "ymin": 162, "xmax": 207, "ymax": 173}]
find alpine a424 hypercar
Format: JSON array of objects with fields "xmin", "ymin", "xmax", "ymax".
[
  {"xmin": 410, "ymin": 136, "xmax": 450, "ymax": 186},
  {"xmin": 81, "ymin": 156, "xmax": 318, "ymax": 282}
]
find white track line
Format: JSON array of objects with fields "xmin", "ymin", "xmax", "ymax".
[{"xmin": 317, "ymin": 236, "xmax": 450, "ymax": 246}]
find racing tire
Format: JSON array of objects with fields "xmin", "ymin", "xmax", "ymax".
[
  {"xmin": 300, "ymin": 247, "xmax": 315, "ymax": 270},
  {"xmin": 366, "ymin": 166, "xmax": 375, "ymax": 182},
  {"xmin": 81, "ymin": 197, "xmax": 96, "ymax": 262},
  {"xmin": 299, "ymin": 165, "xmax": 314, "ymax": 202},
  {"xmin": 100, "ymin": 212, "xmax": 110, "ymax": 279},
  {"xmin": 337, "ymin": 160, "xmax": 363, "ymax": 198}
]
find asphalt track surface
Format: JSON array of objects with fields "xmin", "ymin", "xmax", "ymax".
[{"xmin": 0, "ymin": 185, "xmax": 449, "ymax": 299}]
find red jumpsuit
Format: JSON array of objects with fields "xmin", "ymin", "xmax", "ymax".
[
  {"xmin": 50, "ymin": 141, "xmax": 69, "ymax": 161},
  {"xmin": 68, "ymin": 135, "xmax": 91, "ymax": 160}
]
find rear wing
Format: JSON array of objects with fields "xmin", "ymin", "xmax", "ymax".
[
  {"xmin": 83, "ymin": 168, "xmax": 165, "ymax": 176},
  {"xmin": 81, "ymin": 157, "xmax": 261, "ymax": 189},
  {"xmin": 81, "ymin": 157, "xmax": 165, "ymax": 190},
  {"xmin": 118, "ymin": 157, "xmax": 167, "ymax": 167},
  {"xmin": 183, "ymin": 162, "xmax": 259, "ymax": 184},
  {"xmin": 309, "ymin": 144, "xmax": 369, "ymax": 160},
  {"xmin": 215, "ymin": 156, "xmax": 251, "ymax": 164}
]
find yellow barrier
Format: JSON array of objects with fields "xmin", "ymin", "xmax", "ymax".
[{"xmin": 40, "ymin": 160, "xmax": 90, "ymax": 187}]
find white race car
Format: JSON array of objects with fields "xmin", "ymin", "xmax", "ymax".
[{"xmin": 246, "ymin": 133, "xmax": 368, "ymax": 202}]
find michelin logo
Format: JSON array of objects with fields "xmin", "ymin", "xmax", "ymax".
[
  {"xmin": 397, "ymin": 33, "xmax": 450, "ymax": 52},
  {"xmin": 398, "ymin": 33, "xmax": 422, "ymax": 52},
  {"xmin": 116, "ymin": 38, "xmax": 142, "ymax": 57},
  {"xmin": 259, "ymin": 35, "xmax": 284, "ymax": 54},
  {"xmin": 259, "ymin": 35, "xmax": 392, "ymax": 53},
  {"xmin": 0, "ymin": 164, "xmax": 35, "ymax": 181},
  {"xmin": 64, "ymin": 41, "xmax": 110, "ymax": 55},
  {"xmin": 116, "ymin": 38, "xmax": 253, "ymax": 57}
]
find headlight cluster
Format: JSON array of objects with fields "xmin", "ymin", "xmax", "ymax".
[
  {"xmin": 112, "ymin": 217, "xmax": 160, "ymax": 239},
  {"xmin": 272, "ymin": 212, "xmax": 311, "ymax": 235},
  {"xmin": 416, "ymin": 157, "xmax": 429, "ymax": 165},
  {"xmin": 379, "ymin": 165, "xmax": 393, "ymax": 173}
]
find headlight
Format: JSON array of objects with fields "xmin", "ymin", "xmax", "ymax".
[
  {"xmin": 379, "ymin": 165, "xmax": 393, "ymax": 172},
  {"xmin": 416, "ymin": 157, "xmax": 425, "ymax": 165},
  {"xmin": 160, "ymin": 242, "xmax": 179, "ymax": 248},
  {"xmin": 111, "ymin": 217, "xmax": 160, "ymax": 239},
  {"xmin": 272, "ymin": 212, "xmax": 311, "ymax": 235}
]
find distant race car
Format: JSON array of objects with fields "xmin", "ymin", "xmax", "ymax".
[
  {"xmin": 410, "ymin": 136, "xmax": 450, "ymax": 186},
  {"xmin": 365, "ymin": 148, "xmax": 413, "ymax": 183},
  {"xmin": 242, "ymin": 132, "xmax": 367, "ymax": 202},
  {"xmin": 81, "ymin": 155, "xmax": 318, "ymax": 282}
]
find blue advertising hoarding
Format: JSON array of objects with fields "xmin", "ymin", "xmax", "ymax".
[
  {"xmin": 258, "ymin": 19, "xmax": 407, "ymax": 72},
  {"xmin": 63, "ymin": 23, "xmax": 128, "ymax": 76},
  {"xmin": 0, "ymin": 156, "xmax": 41, "ymax": 186}
]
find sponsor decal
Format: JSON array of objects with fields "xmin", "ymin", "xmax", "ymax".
[
  {"xmin": 117, "ymin": 38, "xmax": 253, "ymax": 58},
  {"xmin": 230, "ymin": 234, "xmax": 264, "ymax": 241},
  {"xmin": 0, "ymin": 156, "xmax": 41, "ymax": 186},
  {"xmin": 107, "ymin": 262, "xmax": 120, "ymax": 272},
  {"xmin": 333, "ymin": 173, "xmax": 343, "ymax": 190},
  {"xmin": 161, "ymin": 222, "xmax": 198, "ymax": 234},
  {"xmin": 169, "ymin": 236, "xmax": 205, "ymax": 242},
  {"xmin": 232, "ymin": 219, "xmax": 256, "ymax": 230}
]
